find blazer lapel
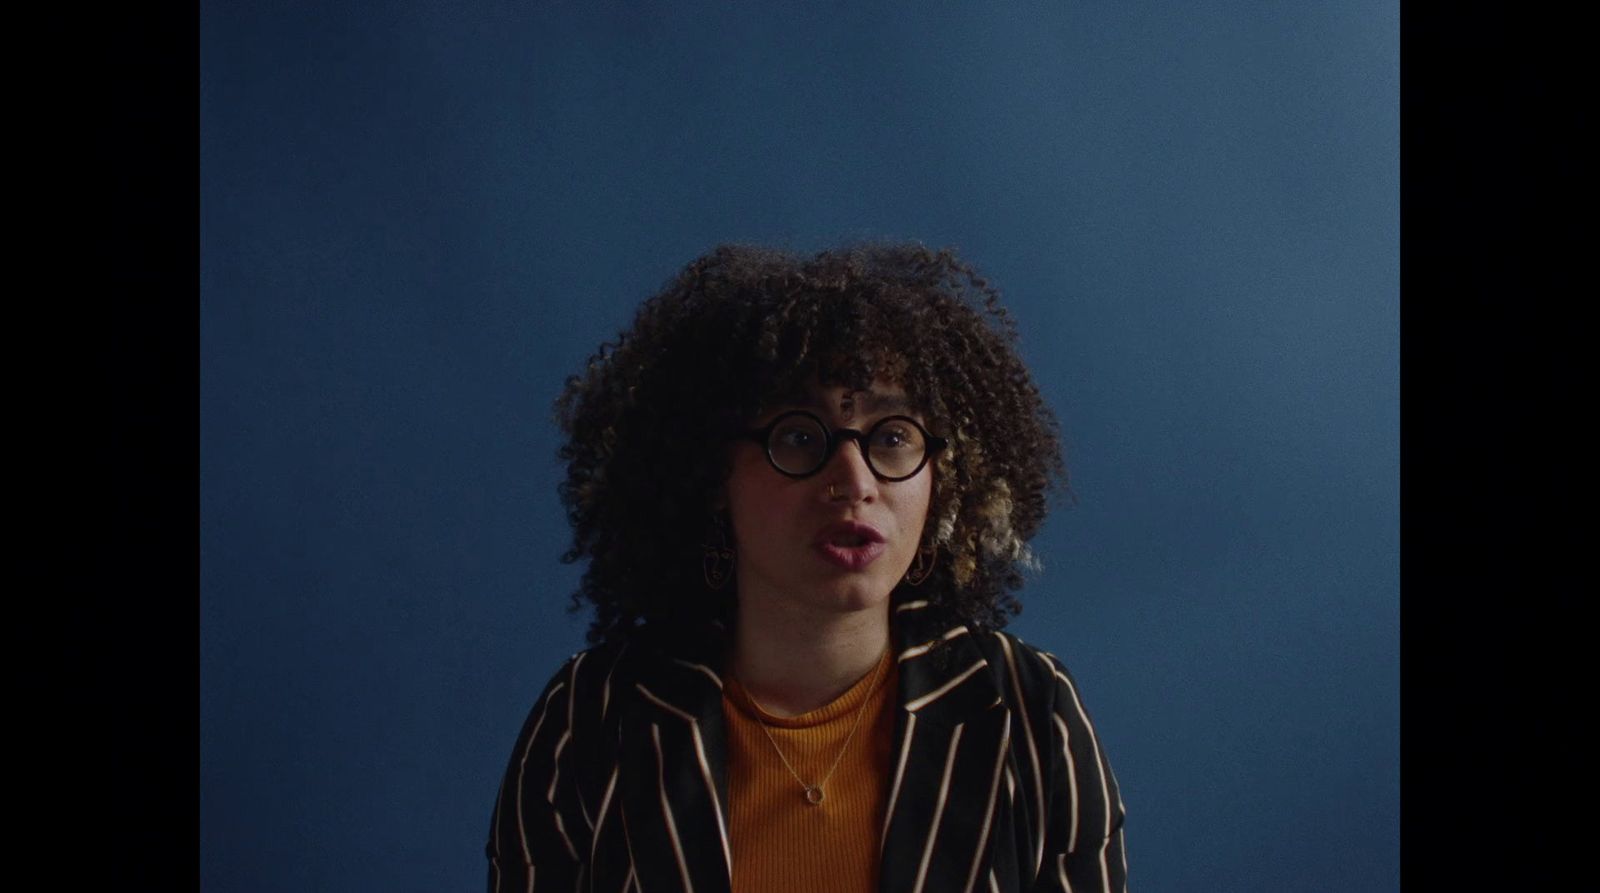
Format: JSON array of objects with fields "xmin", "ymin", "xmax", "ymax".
[
  {"xmin": 606, "ymin": 609, "xmax": 1013, "ymax": 893},
  {"xmin": 615, "ymin": 625, "xmax": 734, "ymax": 893},
  {"xmin": 881, "ymin": 602, "xmax": 1011, "ymax": 893}
]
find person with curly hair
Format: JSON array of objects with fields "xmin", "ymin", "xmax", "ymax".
[{"xmin": 487, "ymin": 243, "xmax": 1127, "ymax": 893}]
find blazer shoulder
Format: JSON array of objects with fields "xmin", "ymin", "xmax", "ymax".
[
  {"xmin": 967, "ymin": 629, "xmax": 1073, "ymax": 711},
  {"xmin": 560, "ymin": 635, "xmax": 635, "ymax": 679},
  {"xmin": 525, "ymin": 636, "xmax": 626, "ymax": 694},
  {"xmin": 506, "ymin": 636, "xmax": 640, "ymax": 749}
]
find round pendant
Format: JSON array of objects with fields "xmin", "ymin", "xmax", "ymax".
[{"xmin": 804, "ymin": 786, "xmax": 824, "ymax": 805}]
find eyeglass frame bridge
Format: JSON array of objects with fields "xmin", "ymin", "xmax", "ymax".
[{"xmin": 737, "ymin": 409, "xmax": 949, "ymax": 482}]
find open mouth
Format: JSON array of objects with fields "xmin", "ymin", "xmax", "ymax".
[{"xmin": 814, "ymin": 522, "xmax": 887, "ymax": 570}]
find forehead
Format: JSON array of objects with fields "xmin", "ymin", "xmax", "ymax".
[{"xmin": 765, "ymin": 379, "xmax": 917, "ymax": 419}]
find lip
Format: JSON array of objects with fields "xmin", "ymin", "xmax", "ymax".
[{"xmin": 812, "ymin": 521, "xmax": 888, "ymax": 571}]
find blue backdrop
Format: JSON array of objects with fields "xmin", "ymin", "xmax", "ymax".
[{"xmin": 201, "ymin": 2, "xmax": 1397, "ymax": 889}]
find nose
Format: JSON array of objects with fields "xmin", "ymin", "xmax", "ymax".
[{"xmin": 821, "ymin": 437, "xmax": 878, "ymax": 504}]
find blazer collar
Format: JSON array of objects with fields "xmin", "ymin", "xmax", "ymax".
[
  {"xmin": 614, "ymin": 606, "xmax": 1010, "ymax": 893},
  {"xmin": 880, "ymin": 601, "xmax": 1015, "ymax": 893},
  {"xmin": 623, "ymin": 603, "xmax": 1005, "ymax": 727},
  {"xmin": 889, "ymin": 599, "xmax": 1006, "ymax": 728},
  {"xmin": 614, "ymin": 620, "xmax": 735, "ymax": 893}
]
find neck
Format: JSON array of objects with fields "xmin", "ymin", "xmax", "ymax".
[{"xmin": 730, "ymin": 592, "xmax": 891, "ymax": 717}]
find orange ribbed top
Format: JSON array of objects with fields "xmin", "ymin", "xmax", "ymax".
[{"xmin": 722, "ymin": 648, "xmax": 898, "ymax": 893}]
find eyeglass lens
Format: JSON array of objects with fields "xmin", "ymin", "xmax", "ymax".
[{"xmin": 767, "ymin": 414, "xmax": 929, "ymax": 479}]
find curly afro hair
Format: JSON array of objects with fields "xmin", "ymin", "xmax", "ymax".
[{"xmin": 555, "ymin": 242, "xmax": 1067, "ymax": 645}]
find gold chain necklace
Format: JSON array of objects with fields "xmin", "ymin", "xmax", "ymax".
[{"xmin": 740, "ymin": 649, "xmax": 889, "ymax": 807}]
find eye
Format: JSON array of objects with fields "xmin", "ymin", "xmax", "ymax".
[
  {"xmin": 774, "ymin": 419, "xmax": 825, "ymax": 448},
  {"xmin": 872, "ymin": 424, "xmax": 917, "ymax": 450},
  {"xmin": 773, "ymin": 424, "xmax": 818, "ymax": 448}
]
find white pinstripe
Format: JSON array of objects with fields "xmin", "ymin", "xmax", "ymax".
[
  {"xmin": 548, "ymin": 732, "xmax": 571, "ymax": 802},
  {"xmin": 1118, "ymin": 818, "xmax": 1128, "ymax": 884},
  {"xmin": 671, "ymin": 659, "xmax": 723, "ymax": 689},
  {"xmin": 911, "ymin": 723, "xmax": 966, "ymax": 893},
  {"xmin": 997, "ymin": 634, "xmax": 1046, "ymax": 879},
  {"xmin": 551, "ymin": 806, "xmax": 580, "ymax": 863},
  {"xmin": 635, "ymin": 684, "xmax": 694, "ymax": 723},
  {"xmin": 601, "ymin": 643, "xmax": 630, "ymax": 722},
  {"xmin": 1047, "ymin": 656, "xmax": 1116, "ymax": 893},
  {"xmin": 516, "ymin": 681, "xmax": 566, "ymax": 870},
  {"xmin": 491, "ymin": 776, "xmax": 506, "ymax": 892},
  {"xmin": 649, "ymin": 723, "xmax": 694, "ymax": 893},
  {"xmin": 961, "ymin": 714, "xmax": 1012, "ymax": 893},
  {"xmin": 635, "ymin": 684, "xmax": 732, "ymax": 882},
  {"xmin": 906, "ymin": 658, "xmax": 987, "ymax": 712},
  {"xmin": 590, "ymin": 765, "xmax": 620, "ymax": 869},
  {"xmin": 546, "ymin": 729, "xmax": 582, "ymax": 859},
  {"xmin": 1052, "ymin": 713, "xmax": 1080, "ymax": 853},
  {"xmin": 567, "ymin": 654, "xmax": 590, "ymax": 833},
  {"xmin": 619, "ymin": 804, "xmax": 640, "ymax": 893},
  {"xmin": 578, "ymin": 780, "xmax": 594, "ymax": 834},
  {"xmin": 882, "ymin": 711, "xmax": 919, "ymax": 851},
  {"xmin": 1050, "ymin": 667, "xmax": 1112, "ymax": 846},
  {"xmin": 899, "ymin": 626, "xmax": 972, "ymax": 662},
  {"xmin": 689, "ymin": 721, "xmax": 733, "ymax": 882}
]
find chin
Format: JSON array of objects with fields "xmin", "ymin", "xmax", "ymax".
[{"xmin": 812, "ymin": 576, "xmax": 899, "ymax": 614}]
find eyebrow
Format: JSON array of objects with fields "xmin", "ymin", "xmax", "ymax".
[{"xmin": 799, "ymin": 391, "xmax": 915, "ymax": 416}]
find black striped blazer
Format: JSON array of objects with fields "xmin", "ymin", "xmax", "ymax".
[{"xmin": 487, "ymin": 599, "xmax": 1127, "ymax": 893}]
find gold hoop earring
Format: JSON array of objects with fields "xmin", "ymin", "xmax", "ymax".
[
  {"xmin": 904, "ymin": 543, "xmax": 937, "ymax": 587},
  {"xmin": 702, "ymin": 514, "xmax": 735, "ymax": 590}
]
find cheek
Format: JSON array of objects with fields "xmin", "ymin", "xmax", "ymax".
[
  {"xmin": 723, "ymin": 455, "xmax": 790, "ymax": 537},
  {"xmin": 723, "ymin": 473, "xmax": 759, "ymax": 530},
  {"xmin": 722, "ymin": 447, "xmax": 766, "ymax": 507},
  {"xmin": 900, "ymin": 476, "xmax": 935, "ymax": 536}
]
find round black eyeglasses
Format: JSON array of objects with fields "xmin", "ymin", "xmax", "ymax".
[{"xmin": 739, "ymin": 410, "xmax": 949, "ymax": 482}]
